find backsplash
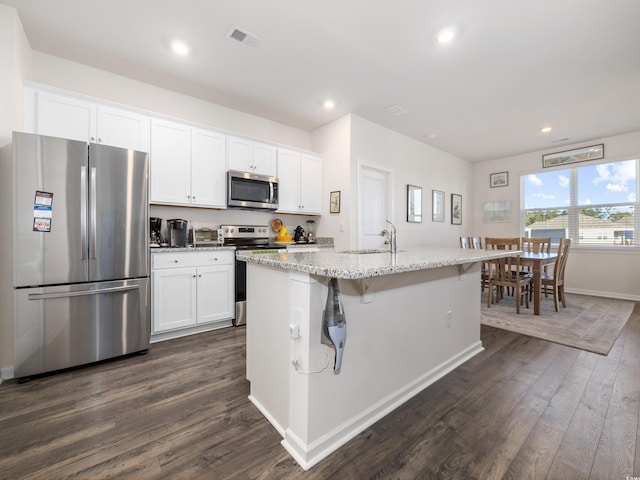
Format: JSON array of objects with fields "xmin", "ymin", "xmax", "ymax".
[{"xmin": 149, "ymin": 204, "xmax": 321, "ymax": 241}]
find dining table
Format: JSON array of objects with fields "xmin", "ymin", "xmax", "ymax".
[{"xmin": 519, "ymin": 251, "xmax": 558, "ymax": 315}]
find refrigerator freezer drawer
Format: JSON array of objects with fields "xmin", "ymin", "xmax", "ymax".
[{"xmin": 14, "ymin": 278, "xmax": 150, "ymax": 378}]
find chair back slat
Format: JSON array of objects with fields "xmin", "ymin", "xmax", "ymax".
[
  {"xmin": 554, "ymin": 238, "xmax": 572, "ymax": 281},
  {"xmin": 522, "ymin": 237, "xmax": 551, "ymax": 254},
  {"xmin": 460, "ymin": 237, "xmax": 471, "ymax": 248},
  {"xmin": 471, "ymin": 236, "xmax": 483, "ymax": 249}
]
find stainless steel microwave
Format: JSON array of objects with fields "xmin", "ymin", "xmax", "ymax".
[{"xmin": 227, "ymin": 170, "xmax": 279, "ymax": 210}]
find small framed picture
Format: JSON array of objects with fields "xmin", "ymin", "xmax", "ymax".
[
  {"xmin": 451, "ymin": 194, "xmax": 462, "ymax": 225},
  {"xmin": 330, "ymin": 191, "xmax": 341, "ymax": 213},
  {"xmin": 432, "ymin": 190, "xmax": 445, "ymax": 222},
  {"xmin": 490, "ymin": 171, "xmax": 509, "ymax": 188}
]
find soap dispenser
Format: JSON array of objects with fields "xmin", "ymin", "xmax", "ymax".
[{"xmin": 322, "ymin": 278, "xmax": 347, "ymax": 372}]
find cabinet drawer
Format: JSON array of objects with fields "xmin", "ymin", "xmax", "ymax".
[{"xmin": 152, "ymin": 251, "xmax": 234, "ymax": 269}]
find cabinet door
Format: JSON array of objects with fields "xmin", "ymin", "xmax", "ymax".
[
  {"xmin": 152, "ymin": 268, "xmax": 197, "ymax": 332},
  {"xmin": 96, "ymin": 106, "xmax": 150, "ymax": 152},
  {"xmin": 276, "ymin": 148, "xmax": 302, "ymax": 213},
  {"xmin": 226, "ymin": 136, "xmax": 253, "ymax": 172},
  {"xmin": 150, "ymin": 118, "xmax": 191, "ymax": 204},
  {"xmin": 36, "ymin": 91, "xmax": 96, "ymax": 142},
  {"xmin": 300, "ymin": 154, "xmax": 323, "ymax": 214},
  {"xmin": 196, "ymin": 265, "xmax": 234, "ymax": 324},
  {"xmin": 252, "ymin": 142, "xmax": 277, "ymax": 177},
  {"xmin": 191, "ymin": 128, "xmax": 226, "ymax": 208}
]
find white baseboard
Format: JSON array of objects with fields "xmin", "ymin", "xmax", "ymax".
[
  {"xmin": 280, "ymin": 341, "xmax": 485, "ymax": 470},
  {"xmin": 248, "ymin": 395, "xmax": 286, "ymax": 437},
  {"xmin": 566, "ymin": 288, "xmax": 640, "ymax": 302},
  {"xmin": 1, "ymin": 365, "xmax": 14, "ymax": 383},
  {"xmin": 150, "ymin": 319, "xmax": 233, "ymax": 343}
]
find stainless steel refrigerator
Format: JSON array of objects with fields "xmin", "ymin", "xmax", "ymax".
[{"xmin": 3, "ymin": 132, "xmax": 150, "ymax": 378}]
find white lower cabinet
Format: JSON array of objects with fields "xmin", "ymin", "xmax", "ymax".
[{"xmin": 152, "ymin": 251, "xmax": 234, "ymax": 336}]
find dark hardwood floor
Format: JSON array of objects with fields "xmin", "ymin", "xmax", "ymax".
[{"xmin": 1, "ymin": 303, "xmax": 639, "ymax": 479}]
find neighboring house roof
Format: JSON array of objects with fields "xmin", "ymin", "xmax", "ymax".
[{"xmin": 528, "ymin": 213, "xmax": 618, "ymax": 230}]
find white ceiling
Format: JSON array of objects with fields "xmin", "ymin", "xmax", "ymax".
[{"xmin": 3, "ymin": 0, "xmax": 640, "ymax": 162}]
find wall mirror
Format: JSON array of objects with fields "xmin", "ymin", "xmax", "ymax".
[{"xmin": 407, "ymin": 184, "xmax": 422, "ymax": 223}]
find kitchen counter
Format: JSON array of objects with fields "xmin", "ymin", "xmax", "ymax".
[
  {"xmin": 151, "ymin": 245, "xmax": 235, "ymax": 253},
  {"xmin": 237, "ymin": 246, "xmax": 512, "ymax": 279},
  {"xmin": 241, "ymin": 247, "xmax": 511, "ymax": 470}
]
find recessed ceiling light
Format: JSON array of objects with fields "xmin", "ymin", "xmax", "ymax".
[
  {"xmin": 540, "ymin": 126, "xmax": 553, "ymax": 133},
  {"xmin": 436, "ymin": 27, "xmax": 456, "ymax": 45},
  {"xmin": 323, "ymin": 99, "xmax": 336, "ymax": 109},
  {"xmin": 171, "ymin": 40, "xmax": 190, "ymax": 56}
]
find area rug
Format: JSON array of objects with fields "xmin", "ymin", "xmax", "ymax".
[{"xmin": 480, "ymin": 292, "xmax": 637, "ymax": 355}]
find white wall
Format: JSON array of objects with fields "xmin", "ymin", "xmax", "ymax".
[
  {"xmin": 30, "ymin": 52, "xmax": 311, "ymax": 151},
  {"xmin": 0, "ymin": 4, "xmax": 30, "ymax": 145},
  {"xmin": 311, "ymin": 115, "xmax": 352, "ymax": 251},
  {"xmin": 350, "ymin": 115, "xmax": 473, "ymax": 249},
  {"xmin": 471, "ymin": 131, "xmax": 640, "ymax": 300}
]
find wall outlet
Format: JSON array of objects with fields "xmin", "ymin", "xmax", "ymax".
[
  {"xmin": 289, "ymin": 323, "xmax": 300, "ymax": 339},
  {"xmin": 446, "ymin": 310, "xmax": 453, "ymax": 328}
]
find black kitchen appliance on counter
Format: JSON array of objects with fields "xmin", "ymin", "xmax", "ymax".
[
  {"xmin": 167, "ymin": 219, "xmax": 188, "ymax": 247},
  {"xmin": 150, "ymin": 217, "xmax": 162, "ymax": 247},
  {"xmin": 219, "ymin": 225, "xmax": 285, "ymax": 326}
]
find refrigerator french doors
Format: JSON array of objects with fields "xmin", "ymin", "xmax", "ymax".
[{"xmin": 11, "ymin": 132, "xmax": 150, "ymax": 378}]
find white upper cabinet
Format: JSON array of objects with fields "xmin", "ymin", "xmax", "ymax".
[
  {"xmin": 150, "ymin": 119, "xmax": 226, "ymax": 208},
  {"xmin": 276, "ymin": 148, "xmax": 323, "ymax": 215},
  {"xmin": 150, "ymin": 118, "xmax": 191, "ymax": 205},
  {"xmin": 227, "ymin": 135, "xmax": 277, "ymax": 177},
  {"xmin": 31, "ymin": 89, "xmax": 150, "ymax": 151},
  {"xmin": 96, "ymin": 105, "xmax": 150, "ymax": 151}
]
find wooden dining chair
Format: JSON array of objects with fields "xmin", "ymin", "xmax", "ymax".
[
  {"xmin": 485, "ymin": 237, "xmax": 532, "ymax": 313},
  {"xmin": 541, "ymin": 238, "xmax": 572, "ymax": 311},
  {"xmin": 521, "ymin": 237, "xmax": 551, "ymax": 254},
  {"xmin": 521, "ymin": 237, "xmax": 552, "ymax": 276},
  {"xmin": 469, "ymin": 236, "xmax": 488, "ymax": 290}
]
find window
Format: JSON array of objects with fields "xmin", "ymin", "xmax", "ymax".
[{"xmin": 521, "ymin": 159, "xmax": 639, "ymax": 248}]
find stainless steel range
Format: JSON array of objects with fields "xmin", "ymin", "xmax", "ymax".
[{"xmin": 220, "ymin": 225, "xmax": 285, "ymax": 326}]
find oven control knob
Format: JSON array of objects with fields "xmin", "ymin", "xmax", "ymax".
[{"xmin": 223, "ymin": 227, "xmax": 229, "ymax": 234}]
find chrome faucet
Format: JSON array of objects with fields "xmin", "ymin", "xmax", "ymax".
[{"xmin": 380, "ymin": 220, "xmax": 397, "ymax": 254}]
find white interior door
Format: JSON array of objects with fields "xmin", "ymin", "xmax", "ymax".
[{"xmin": 359, "ymin": 166, "xmax": 391, "ymax": 249}]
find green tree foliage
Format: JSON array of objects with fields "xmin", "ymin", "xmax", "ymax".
[{"xmin": 525, "ymin": 209, "xmax": 564, "ymax": 226}]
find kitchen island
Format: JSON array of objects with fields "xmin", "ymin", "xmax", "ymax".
[{"xmin": 237, "ymin": 247, "xmax": 513, "ymax": 470}]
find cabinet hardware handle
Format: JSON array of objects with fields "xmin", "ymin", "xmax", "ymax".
[
  {"xmin": 198, "ymin": 274, "xmax": 202, "ymax": 278},
  {"xmin": 90, "ymin": 136, "xmax": 95, "ymax": 141},
  {"xmin": 174, "ymin": 260, "xmax": 178, "ymax": 263},
  {"xmin": 193, "ymin": 274, "xmax": 197, "ymax": 278},
  {"xmin": 98, "ymin": 138, "xmax": 102, "ymax": 142}
]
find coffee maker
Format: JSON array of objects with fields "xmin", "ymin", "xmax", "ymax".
[
  {"xmin": 150, "ymin": 217, "xmax": 162, "ymax": 247},
  {"xmin": 167, "ymin": 219, "xmax": 189, "ymax": 247}
]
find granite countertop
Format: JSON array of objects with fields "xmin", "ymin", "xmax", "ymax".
[
  {"xmin": 236, "ymin": 247, "xmax": 518, "ymax": 280},
  {"xmin": 151, "ymin": 246, "xmax": 236, "ymax": 253}
]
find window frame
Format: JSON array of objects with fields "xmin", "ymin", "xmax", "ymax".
[{"xmin": 520, "ymin": 157, "xmax": 639, "ymax": 250}]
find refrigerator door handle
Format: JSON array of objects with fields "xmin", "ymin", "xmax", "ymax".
[
  {"xmin": 27, "ymin": 284, "xmax": 140, "ymax": 300},
  {"xmin": 80, "ymin": 166, "xmax": 88, "ymax": 260},
  {"xmin": 90, "ymin": 167, "xmax": 97, "ymax": 260}
]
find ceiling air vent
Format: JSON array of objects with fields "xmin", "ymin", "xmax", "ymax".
[
  {"xmin": 383, "ymin": 105, "xmax": 408, "ymax": 117},
  {"xmin": 226, "ymin": 25, "xmax": 262, "ymax": 48}
]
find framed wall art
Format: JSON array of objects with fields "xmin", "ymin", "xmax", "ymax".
[
  {"xmin": 451, "ymin": 194, "xmax": 462, "ymax": 225},
  {"xmin": 490, "ymin": 171, "xmax": 509, "ymax": 188},
  {"xmin": 407, "ymin": 184, "xmax": 422, "ymax": 223},
  {"xmin": 542, "ymin": 144, "xmax": 604, "ymax": 168},
  {"xmin": 483, "ymin": 200, "xmax": 512, "ymax": 223},
  {"xmin": 432, "ymin": 190, "xmax": 445, "ymax": 222},
  {"xmin": 330, "ymin": 191, "xmax": 341, "ymax": 213}
]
